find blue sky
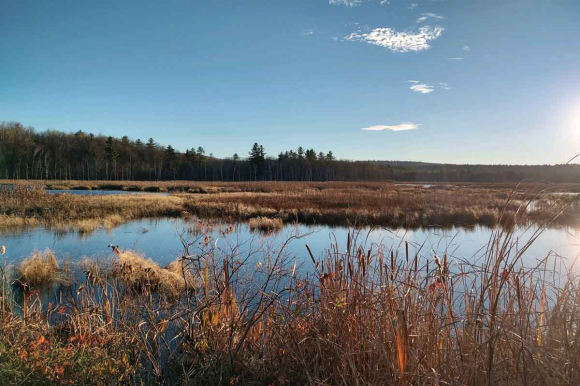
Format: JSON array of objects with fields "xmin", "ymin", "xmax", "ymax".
[{"xmin": 1, "ymin": 0, "xmax": 579, "ymax": 164}]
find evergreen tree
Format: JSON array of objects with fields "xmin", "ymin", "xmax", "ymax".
[
  {"xmin": 105, "ymin": 136, "xmax": 118, "ymax": 180},
  {"xmin": 297, "ymin": 147, "xmax": 305, "ymax": 160},
  {"xmin": 249, "ymin": 143, "xmax": 265, "ymax": 180},
  {"xmin": 164, "ymin": 145, "xmax": 177, "ymax": 178}
]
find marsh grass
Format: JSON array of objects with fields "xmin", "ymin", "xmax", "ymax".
[
  {"xmin": 14, "ymin": 249, "xmax": 60, "ymax": 289},
  {"xmin": 248, "ymin": 216, "xmax": 283, "ymax": 232},
  {"xmin": 2, "ymin": 180, "xmax": 580, "ymax": 231},
  {"xmin": 0, "ymin": 181, "xmax": 185, "ymax": 232},
  {"xmin": 112, "ymin": 251, "xmax": 196, "ymax": 296}
]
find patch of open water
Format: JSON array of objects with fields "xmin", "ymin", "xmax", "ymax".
[{"xmin": 1, "ymin": 219, "xmax": 579, "ymax": 273}]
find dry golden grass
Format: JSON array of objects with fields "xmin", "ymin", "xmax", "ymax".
[
  {"xmin": 112, "ymin": 251, "xmax": 194, "ymax": 296},
  {"xmin": 14, "ymin": 249, "xmax": 59, "ymax": 288},
  {"xmin": 6, "ymin": 178, "xmax": 580, "ymax": 194},
  {"xmin": 182, "ymin": 183, "xmax": 580, "ymax": 228},
  {"xmin": 0, "ymin": 215, "xmax": 40, "ymax": 229},
  {"xmin": 2, "ymin": 180, "xmax": 580, "ymax": 231},
  {"xmin": 166, "ymin": 258, "xmax": 198, "ymax": 288},
  {"xmin": 248, "ymin": 216, "xmax": 283, "ymax": 232},
  {"xmin": 0, "ymin": 182, "xmax": 185, "ymax": 232}
]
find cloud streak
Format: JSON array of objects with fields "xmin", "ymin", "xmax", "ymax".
[
  {"xmin": 416, "ymin": 12, "xmax": 443, "ymax": 23},
  {"xmin": 361, "ymin": 123, "xmax": 420, "ymax": 132},
  {"xmin": 407, "ymin": 80, "xmax": 434, "ymax": 93},
  {"xmin": 329, "ymin": 0, "xmax": 363, "ymax": 7},
  {"xmin": 345, "ymin": 25, "xmax": 444, "ymax": 53}
]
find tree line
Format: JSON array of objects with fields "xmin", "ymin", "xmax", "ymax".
[{"xmin": 1, "ymin": 121, "xmax": 580, "ymax": 183}]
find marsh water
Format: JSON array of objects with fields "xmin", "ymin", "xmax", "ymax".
[{"xmin": 2, "ymin": 217, "xmax": 580, "ymax": 274}]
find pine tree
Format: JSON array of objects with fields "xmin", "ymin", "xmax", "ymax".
[
  {"xmin": 164, "ymin": 145, "xmax": 177, "ymax": 179},
  {"xmin": 249, "ymin": 143, "xmax": 265, "ymax": 180},
  {"xmin": 297, "ymin": 147, "xmax": 305, "ymax": 160},
  {"xmin": 105, "ymin": 136, "xmax": 118, "ymax": 180}
]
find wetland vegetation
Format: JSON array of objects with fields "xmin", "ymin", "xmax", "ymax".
[{"xmin": 2, "ymin": 180, "xmax": 580, "ymax": 234}]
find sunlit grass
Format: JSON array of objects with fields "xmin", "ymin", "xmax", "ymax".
[
  {"xmin": 248, "ymin": 216, "xmax": 283, "ymax": 232},
  {"xmin": 2, "ymin": 180, "xmax": 579, "ymax": 231},
  {"xmin": 14, "ymin": 249, "xmax": 59, "ymax": 289},
  {"xmin": 112, "ymin": 251, "xmax": 195, "ymax": 296}
]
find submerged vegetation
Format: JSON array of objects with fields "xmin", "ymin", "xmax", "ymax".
[
  {"xmin": 1, "ymin": 180, "xmax": 580, "ymax": 232},
  {"xmin": 1, "ymin": 198, "xmax": 580, "ymax": 385}
]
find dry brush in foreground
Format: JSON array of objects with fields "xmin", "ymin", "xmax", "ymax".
[{"xmin": 1, "ymin": 204, "xmax": 580, "ymax": 385}]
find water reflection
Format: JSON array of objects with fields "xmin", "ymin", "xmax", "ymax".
[{"xmin": 1, "ymin": 218, "xmax": 580, "ymax": 273}]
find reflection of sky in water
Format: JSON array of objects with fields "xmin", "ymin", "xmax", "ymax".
[{"xmin": 1, "ymin": 219, "xmax": 580, "ymax": 273}]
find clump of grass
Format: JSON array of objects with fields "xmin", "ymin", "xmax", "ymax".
[
  {"xmin": 14, "ymin": 249, "xmax": 59, "ymax": 288},
  {"xmin": 248, "ymin": 217, "xmax": 283, "ymax": 232},
  {"xmin": 166, "ymin": 258, "xmax": 198, "ymax": 288},
  {"xmin": 112, "ymin": 251, "xmax": 190, "ymax": 295}
]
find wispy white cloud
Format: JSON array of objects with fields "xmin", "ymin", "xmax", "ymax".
[
  {"xmin": 462, "ymin": 45, "xmax": 471, "ymax": 51},
  {"xmin": 301, "ymin": 30, "xmax": 314, "ymax": 37},
  {"xmin": 449, "ymin": 56, "xmax": 464, "ymax": 61},
  {"xmin": 329, "ymin": 0, "xmax": 363, "ymax": 7},
  {"xmin": 408, "ymin": 80, "xmax": 447, "ymax": 92},
  {"xmin": 416, "ymin": 12, "xmax": 443, "ymax": 23},
  {"xmin": 380, "ymin": 0, "xmax": 390, "ymax": 4},
  {"xmin": 361, "ymin": 123, "xmax": 420, "ymax": 131},
  {"xmin": 408, "ymin": 3, "xmax": 418, "ymax": 9},
  {"xmin": 345, "ymin": 25, "xmax": 444, "ymax": 53},
  {"xmin": 409, "ymin": 82, "xmax": 434, "ymax": 93}
]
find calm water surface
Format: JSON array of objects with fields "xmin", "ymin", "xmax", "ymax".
[{"xmin": 1, "ymin": 219, "xmax": 579, "ymax": 273}]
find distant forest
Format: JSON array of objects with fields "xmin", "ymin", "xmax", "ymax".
[{"xmin": 1, "ymin": 121, "xmax": 579, "ymax": 183}]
